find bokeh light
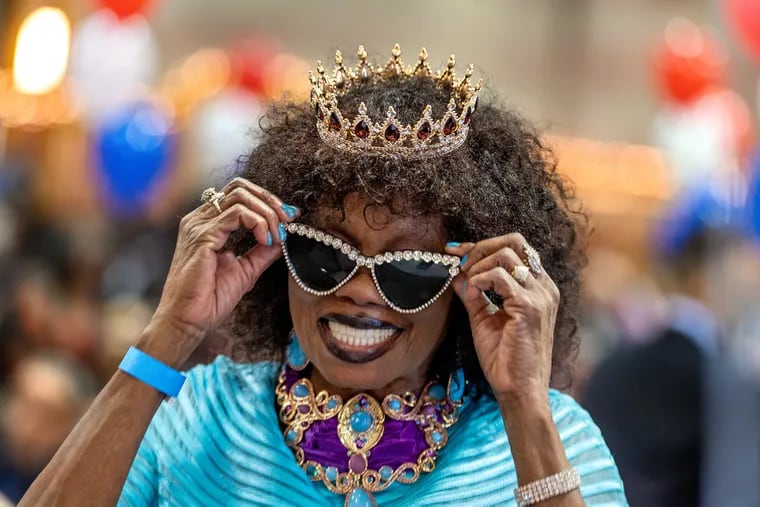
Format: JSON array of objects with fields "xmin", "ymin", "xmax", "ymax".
[{"xmin": 12, "ymin": 7, "xmax": 71, "ymax": 95}]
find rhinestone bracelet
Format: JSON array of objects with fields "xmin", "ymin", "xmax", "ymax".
[{"xmin": 514, "ymin": 468, "xmax": 580, "ymax": 506}]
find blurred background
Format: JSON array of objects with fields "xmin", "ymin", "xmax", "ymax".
[{"xmin": 1, "ymin": 1, "xmax": 760, "ymax": 505}]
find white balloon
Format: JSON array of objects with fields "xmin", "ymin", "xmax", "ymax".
[
  {"xmin": 191, "ymin": 88, "xmax": 263, "ymax": 186},
  {"xmin": 68, "ymin": 9, "xmax": 157, "ymax": 122},
  {"xmin": 652, "ymin": 93, "xmax": 738, "ymax": 191}
]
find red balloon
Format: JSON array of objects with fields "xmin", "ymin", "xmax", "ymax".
[
  {"xmin": 97, "ymin": 0, "xmax": 154, "ymax": 20},
  {"xmin": 725, "ymin": 0, "xmax": 760, "ymax": 63},
  {"xmin": 653, "ymin": 19, "xmax": 726, "ymax": 105},
  {"xmin": 229, "ymin": 36, "xmax": 279, "ymax": 96}
]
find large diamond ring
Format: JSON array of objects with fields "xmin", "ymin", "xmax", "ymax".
[
  {"xmin": 201, "ymin": 187, "xmax": 225, "ymax": 214},
  {"xmin": 523, "ymin": 244, "xmax": 542, "ymax": 275},
  {"xmin": 511, "ymin": 265, "xmax": 531, "ymax": 285}
]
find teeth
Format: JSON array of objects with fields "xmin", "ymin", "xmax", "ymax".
[{"xmin": 327, "ymin": 320, "xmax": 397, "ymax": 347}]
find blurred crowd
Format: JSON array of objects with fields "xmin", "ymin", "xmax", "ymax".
[
  {"xmin": 0, "ymin": 157, "xmax": 183, "ymax": 502},
  {"xmin": 2, "ymin": 0, "xmax": 760, "ymax": 506}
]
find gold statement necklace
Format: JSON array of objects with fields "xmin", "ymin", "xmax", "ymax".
[{"xmin": 276, "ymin": 364, "xmax": 466, "ymax": 506}]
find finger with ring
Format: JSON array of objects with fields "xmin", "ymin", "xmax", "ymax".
[
  {"xmin": 511, "ymin": 265, "xmax": 531, "ymax": 285},
  {"xmin": 201, "ymin": 187, "xmax": 226, "ymax": 214},
  {"xmin": 523, "ymin": 244, "xmax": 542, "ymax": 275}
]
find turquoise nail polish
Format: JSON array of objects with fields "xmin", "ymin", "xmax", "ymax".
[
  {"xmin": 446, "ymin": 241, "xmax": 461, "ymax": 248},
  {"xmin": 282, "ymin": 203, "xmax": 300, "ymax": 219},
  {"xmin": 278, "ymin": 223, "xmax": 287, "ymax": 241},
  {"xmin": 266, "ymin": 232, "xmax": 273, "ymax": 246},
  {"xmin": 460, "ymin": 254, "xmax": 468, "ymax": 267}
]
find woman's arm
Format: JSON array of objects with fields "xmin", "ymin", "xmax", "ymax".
[
  {"xmin": 20, "ymin": 178, "xmax": 298, "ymax": 506},
  {"xmin": 20, "ymin": 320, "xmax": 195, "ymax": 507},
  {"xmin": 499, "ymin": 394, "xmax": 584, "ymax": 506},
  {"xmin": 446, "ymin": 235, "xmax": 586, "ymax": 505}
]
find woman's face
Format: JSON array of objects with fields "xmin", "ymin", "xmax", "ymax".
[{"xmin": 288, "ymin": 194, "xmax": 454, "ymax": 396}]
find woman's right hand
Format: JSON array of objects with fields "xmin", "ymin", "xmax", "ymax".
[{"xmin": 147, "ymin": 178, "xmax": 299, "ymax": 359}]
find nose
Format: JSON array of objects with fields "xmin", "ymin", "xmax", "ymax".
[{"xmin": 334, "ymin": 267, "xmax": 386, "ymax": 308}]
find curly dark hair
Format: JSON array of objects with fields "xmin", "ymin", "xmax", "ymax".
[{"xmin": 227, "ymin": 73, "xmax": 585, "ymax": 394}]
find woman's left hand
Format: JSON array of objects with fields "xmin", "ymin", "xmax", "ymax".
[{"xmin": 445, "ymin": 235, "xmax": 560, "ymax": 407}]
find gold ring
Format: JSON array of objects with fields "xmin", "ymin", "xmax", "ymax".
[
  {"xmin": 511, "ymin": 265, "xmax": 531, "ymax": 285},
  {"xmin": 200, "ymin": 187, "xmax": 225, "ymax": 214},
  {"xmin": 523, "ymin": 244, "xmax": 542, "ymax": 275}
]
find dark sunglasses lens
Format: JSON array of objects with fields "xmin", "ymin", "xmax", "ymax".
[
  {"xmin": 285, "ymin": 234, "xmax": 355, "ymax": 291},
  {"xmin": 374, "ymin": 260, "xmax": 451, "ymax": 310}
]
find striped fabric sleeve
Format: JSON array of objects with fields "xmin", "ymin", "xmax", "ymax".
[
  {"xmin": 551, "ymin": 391, "xmax": 629, "ymax": 506},
  {"xmin": 118, "ymin": 419, "xmax": 159, "ymax": 507}
]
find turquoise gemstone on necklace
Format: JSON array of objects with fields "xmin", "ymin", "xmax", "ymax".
[
  {"xmin": 431, "ymin": 431, "xmax": 443, "ymax": 444},
  {"xmin": 350, "ymin": 411, "xmax": 374, "ymax": 432},
  {"xmin": 388, "ymin": 398, "xmax": 402, "ymax": 411},
  {"xmin": 294, "ymin": 383, "xmax": 309, "ymax": 398},
  {"xmin": 326, "ymin": 398, "xmax": 338, "ymax": 409},
  {"xmin": 286, "ymin": 429, "xmax": 297, "ymax": 442},
  {"xmin": 379, "ymin": 465, "xmax": 393, "ymax": 480},
  {"xmin": 325, "ymin": 466, "xmax": 338, "ymax": 481},
  {"xmin": 348, "ymin": 488, "xmax": 374, "ymax": 507},
  {"xmin": 429, "ymin": 384, "xmax": 445, "ymax": 400}
]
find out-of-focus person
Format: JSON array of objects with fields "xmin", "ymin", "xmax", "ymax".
[
  {"xmin": 582, "ymin": 183, "xmax": 760, "ymax": 507},
  {"xmin": 0, "ymin": 353, "xmax": 97, "ymax": 503}
]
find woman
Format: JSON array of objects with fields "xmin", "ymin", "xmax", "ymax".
[{"xmin": 21, "ymin": 45, "xmax": 626, "ymax": 506}]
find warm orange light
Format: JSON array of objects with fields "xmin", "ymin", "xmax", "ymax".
[{"xmin": 12, "ymin": 7, "xmax": 71, "ymax": 95}]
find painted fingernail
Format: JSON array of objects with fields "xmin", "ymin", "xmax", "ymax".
[
  {"xmin": 446, "ymin": 241, "xmax": 461, "ymax": 248},
  {"xmin": 282, "ymin": 203, "xmax": 300, "ymax": 219},
  {"xmin": 278, "ymin": 223, "xmax": 287, "ymax": 242},
  {"xmin": 460, "ymin": 254, "xmax": 468, "ymax": 267},
  {"xmin": 266, "ymin": 232, "xmax": 273, "ymax": 246}
]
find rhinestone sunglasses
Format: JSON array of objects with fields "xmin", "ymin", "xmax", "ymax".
[{"xmin": 281, "ymin": 223, "xmax": 461, "ymax": 313}]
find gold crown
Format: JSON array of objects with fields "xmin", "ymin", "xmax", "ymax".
[{"xmin": 309, "ymin": 44, "xmax": 482, "ymax": 160}]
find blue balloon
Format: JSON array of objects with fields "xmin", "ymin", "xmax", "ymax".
[
  {"xmin": 94, "ymin": 102, "xmax": 175, "ymax": 217},
  {"xmin": 747, "ymin": 153, "xmax": 760, "ymax": 241}
]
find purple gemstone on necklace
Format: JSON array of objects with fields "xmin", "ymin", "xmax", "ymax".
[
  {"xmin": 426, "ymin": 449, "xmax": 438, "ymax": 458},
  {"xmin": 298, "ymin": 404, "xmax": 310, "ymax": 414},
  {"xmin": 355, "ymin": 439, "xmax": 364, "ymax": 449},
  {"xmin": 349, "ymin": 454, "xmax": 368, "ymax": 474},
  {"xmin": 422, "ymin": 405, "xmax": 436, "ymax": 416},
  {"xmin": 358, "ymin": 396, "xmax": 368, "ymax": 407}
]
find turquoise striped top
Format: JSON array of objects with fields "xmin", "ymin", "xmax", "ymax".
[{"xmin": 119, "ymin": 356, "xmax": 628, "ymax": 506}]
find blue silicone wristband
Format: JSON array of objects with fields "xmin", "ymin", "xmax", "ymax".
[{"xmin": 119, "ymin": 346, "xmax": 186, "ymax": 397}]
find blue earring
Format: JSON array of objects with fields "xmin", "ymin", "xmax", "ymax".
[
  {"xmin": 286, "ymin": 330, "xmax": 309, "ymax": 371},
  {"xmin": 447, "ymin": 367, "xmax": 466, "ymax": 403}
]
